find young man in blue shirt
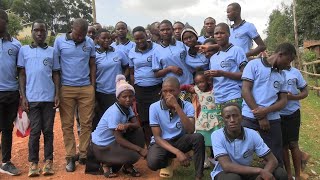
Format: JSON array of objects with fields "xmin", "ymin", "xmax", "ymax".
[
  {"xmin": 211, "ymin": 103, "xmax": 287, "ymax": 180},
  {"xmin": 54, "ymin": 18, "xmax": 96, "ymax": 172},
  {"xmin": 152, "ymin": 20, "xmax": 193, "ymax": 86},
  {"xmin": 0, "ymin": 9, "xmax": 22, "ymax": 176},
  {"xmin": 241, "ymin": 43, "xmax": 296, "ymax": 168},
  {"xmin": 205, "ymin": 23, "xmax": 247, "ymax": 116},
  {"xmin": 280, "ymin": 67, "xmax": 308, "ymax": 180},
  {"xmin": 227, "ymin": 2, "xmax": 266, "ymax": 58},
  {"xmin": 198, "ymin": 17, "xmax": 216, "ymax": 44},
  {"xmin": 18, "ymin": 19, "xmax": 60, "ymax": 177},
  {"xmin": 147, "ymin": 77, "xmax": 205, "ymax": 180},
  {"xmin": 111, "ymin": 21, "xmax": 135, "ymax": 57}
]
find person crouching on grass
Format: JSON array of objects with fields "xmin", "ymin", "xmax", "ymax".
[
  {"xmin": 90, "ymin": 75, "xmax": 147, "ymax": 178},
  {"xmin": 147, "ymin": 76, "xmax": 205, "ymax": 180}
]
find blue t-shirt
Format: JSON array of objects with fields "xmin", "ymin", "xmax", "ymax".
[
  {"xmin": 91, "ymin": 103, "xmax": 135, "ymax": 146},
  {"xmin": 128, "ymin": 42, "xmax": 162, "ymax": 87},
  {"xmin": 185, "ymin": 46, "xmax": 209, "ymax": 72},
  {"xmin": 0, "ymin": 37, "xmax": 21, "ymax": 91},
  {"xmin": 95, "ymin": 47, "xmax": 128, "ymax": 94},
  {"xmin": 209, "ymin": 44, "xmax": 247, "ymax": 103},
  {"xmin": 242, "ymin": 58, "xmax": 288, "ymax": 120},
  {"xmin": 17, "ymin": 45, "xmax": 60, "ymax": 102},
  {"xmin": 280, "ymin": 67, "xmax": 307, "ymax": 115},
  {"xmin": 149, "ymin": 99, "xmax": 194, "ymax": 143},
  {"xmin": 211, "ymin": 127, "xmax": 270, "ymax": 179},
  {"xmin": 198, "ymin": 36, "xmax": 212, "ymax": 44},
  {"xmin": 229, "ymin": 21, "xmax": 260, "ymax": 54},
  {"xmin": 54, "ymin": 33, "xmax": 95, "ymax": 86},
  {"xmin": 152, "ymin": 40, "xmax": 193, "ymax": 85},
  {"xmin": 111, "ymin": 40, "xmax": 135, "ymax": 57}
]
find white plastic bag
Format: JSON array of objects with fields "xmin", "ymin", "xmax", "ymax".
[{"xmin": 14, "ymin": 106, "xmax": 30, "ymax": 138}]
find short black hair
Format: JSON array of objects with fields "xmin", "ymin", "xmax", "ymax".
[
  {"xmin": 96, "ymin": 28, "xmax": 110, "ymax": 37},
  {"xmin": 203, "ymin": 38, "xmax": 217, "ymax": 45},
  {"xmin": 31, "ymin": 19, "xmax": 48, "ymax": 31},
  {"xmin": 173, "ymin": 21, "xmax": 185, "ymax": 27},
  {"xmin": 193, "ymin": 67, "xmax": 206, "ymax": 79},
  {"xmin": 72, "ymin": 18, "xmax": 89, "ymax": 32},
  {"xmin": 204, "ymin": 17, "xmax": 216, "ymax": 24},
  {"xmin": 163, "ymin": 76, "xmax": 180, "ymax": 88},
  {"xmin": 160, "ymin": 20, "xmax": 173, "ymax": 27},
  {"xmin": 132, "ymin": 26, "xmax": 146, "ymax": 34},
  {"xmin": 228, "ymin": 2, "xmax": 241, "ymax": 12},
  {"xmin": 275, "ymin": 43, "xmax": 297, "ymax": 60},
  {"xmin": 221, "ymin": 102, "xmax": 241, "ymax": 116},
  {"xmin": 215, "ymin": 23, "xmax": 230, "ymax": 35},
  {"xmin": 115, "ymin": 21, "xmax": 128, "ymax": 28},
  {"xmin": 0, "ymin": 9, "xmax": 8, "ymax": 22}
]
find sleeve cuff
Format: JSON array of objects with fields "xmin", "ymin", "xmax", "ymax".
[{"xmin": 241, "ymin": 77, "xmax": 254, "ymax": 82}]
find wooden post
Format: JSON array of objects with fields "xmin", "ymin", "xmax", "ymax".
[
  {"xmin": 312, "ymin": 64, "xmax": 320, "ymax": 96},
  {"xmin": 293, "ymin": 0, "xmax": 300, "ymax": 68},
  {"xmin": 92, "ymin": 0, "xmax": 97, "ymax": 23}
]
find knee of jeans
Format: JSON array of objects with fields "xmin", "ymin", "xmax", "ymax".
[
  {"xmin": 288, "ymin": 141, "xmax": 299, "ymax": 150},
  {"xmin": 30, "ymin": 128, "xmax": 41, "ymax": 136},
  {"xmin": 147, "ymin": 155, "xmax": 160, "ymax": 171},
  {"xmin": 193, "ymin": 133, "xmax": 205, "ymax": 144}
]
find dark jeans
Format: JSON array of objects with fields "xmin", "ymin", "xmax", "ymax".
[
  {"xmin": 0, "ymin": 91, "xmax": 20, "ymax": 163},
  {"xmin": 215, "ymin": 167, "xmax": 287, "ymax": 180},
  {"xmin": 28, "ymin": 102, "xmax": 55, "ymax": 163},
  {"xmin": 147, "ymin": 133, "xmax": 205, "ymax": 178},
  {"xmin": 92, "ymin": 92, "xmax": 116, "ymax": 131},
  {"xmin": 242, "ymin": 117, "xmax": 283, "ymax": 167}
]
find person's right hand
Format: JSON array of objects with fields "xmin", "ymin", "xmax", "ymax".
[
  {"xmin": 175, "ymin": 151, "xmax": 190, "ymax": 167},
  {"xmin": 169, "ymin": 66, "xmax": 183, "ymax": 76},
  {"xmin": 138, "ymin": 148, "xmax": 148, "ymax": 158},
  {"xmin": 258, "ymin": 118, "xmax": 270, "ymax": 132},
  {"xmin": 21, "ymin": 97, "xmax": 29, "ymax": 112},
  {"xmin": 259, "ymin": 169, "xmax": 275, "ymax": 180}
]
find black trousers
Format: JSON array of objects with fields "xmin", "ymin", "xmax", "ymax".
[
  {"xmin": 28, "ymin": 102, "xmax": 55, "ymax": 163},
  {"xmin": 147, "ymin": 133, "xmax": 205, "ymax": 178},
  {"xmin": 0, "ymin": 91, "xmax": 19, "ymax": 163},
  {"xmin": 215, "ymin": 167, "xmax": 288, "ymax": 180},
  {"xmin": 92, "ymin": 92, "xmax": 116, "ymax": 131}
]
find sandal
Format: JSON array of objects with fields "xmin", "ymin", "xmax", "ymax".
[
  {"xmin": 122, "ymin": 165, "xmax": 141, "ymax": 177},
  {"xmin": 159, "ymin": 159, "xmax": 173, "ymax": 178},
  {"xmin": 103, "ymin": 166, "xmax": 118, "ymax": 178}
]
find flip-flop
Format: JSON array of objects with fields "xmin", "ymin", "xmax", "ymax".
[
  {"xmin": 122, "ymin": 165, "xmax": 141, "ymax": 177},
  {"xmin": 159, "ymin": 159, "xmax": 173, "ymax": 178}
]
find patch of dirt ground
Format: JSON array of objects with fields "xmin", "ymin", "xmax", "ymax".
[{"xmin": 0, "ymin": 111, "xmax": 161, "ymax": 180}]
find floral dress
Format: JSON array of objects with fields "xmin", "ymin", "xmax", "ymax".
[{"xmin": 194, "ymin": 86, "xmax": 222, "ymax": 146}]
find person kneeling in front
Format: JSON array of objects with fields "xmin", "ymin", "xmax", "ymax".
[
  {"xmin": 211, "ymin": 103, "xmax": 287, "ymax": 180},
  {"xmin": 90, "ymin": 75, "xmax": 147, "ymax": 178},
  {"xmin": 147, "ymin": 76, "xmax": 205, "ymax": 180}
]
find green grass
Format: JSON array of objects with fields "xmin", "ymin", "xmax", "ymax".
[{"xmin": 172, "ymin": 92, "xmax": 320, "ymax": 179}]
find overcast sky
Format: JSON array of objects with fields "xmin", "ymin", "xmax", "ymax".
[{"xmin": 96, "ymin": 0, "xmax": 291, "ymax": 39}]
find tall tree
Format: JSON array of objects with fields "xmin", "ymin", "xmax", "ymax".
[
  {"xmin": 7, "ymin": 12, "xmax": 23, "ymax": 37},
  {"xmin": 265, "ymin": 4, "xmax": 294, "ymax": 51}
]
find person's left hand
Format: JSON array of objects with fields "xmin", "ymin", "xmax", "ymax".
[
  {"xmin": 252, "ymin": 107, "xmax": 268, "ymax": 119},
  {"xmin": 116, "ymin": 123, "xmax": 129, "ymax": 131}
]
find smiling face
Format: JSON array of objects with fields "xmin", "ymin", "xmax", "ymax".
[
  {"xmin": 133, "ymin": 31, "xmax": 148, "ymax": 50},
  {"xmin": 32, "ymin": 22, "xmax": 47, "ymax": 44},
  {"xmin": 98, "ymin": 31, "xmax": 112, "ymax": 49},
  {"xmin": 222, "ymin": 105, "xmax": 242, "ymax": 133}
]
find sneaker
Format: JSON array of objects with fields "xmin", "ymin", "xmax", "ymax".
[
  {"xmin": 42, "ymin": 160, "xmax": 54, "ymax": 176},
  {"xmin": 28, "ymin": 162, "xmax": 40, "ymax": 177},
  {"xmin": 66, "ymin": 158, "xmax": 76, "ymax": 172},
  {"xmin": 0, "ymin": 161, "xmax": 21, "ymax": 176}
]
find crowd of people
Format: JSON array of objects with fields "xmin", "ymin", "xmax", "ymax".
[{"xmin": 0, "ymin": 2, "xmax": 310, "ymax": 180}]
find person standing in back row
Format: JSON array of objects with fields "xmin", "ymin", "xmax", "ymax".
[
  {"xmin": 111, "ymin": 21, "xmax": 135, "ymax": 57},
  {"xmin": 18, "ymin": 19, "xmax": 60, "ymax": 177},
  {"xmin": 0, "ymin": 9, "xmax": 22, "ymax": 176},
  {"xmin": 227, "ymin": 2, "xmax": 266, "ymax": 58},
  {"xmin": 198, "ymin": 17, "xmax": 216, "ymax": 44},
  {"xmin": 54, "ymin": 18, "xmax": 96, "ymax": 172}
]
